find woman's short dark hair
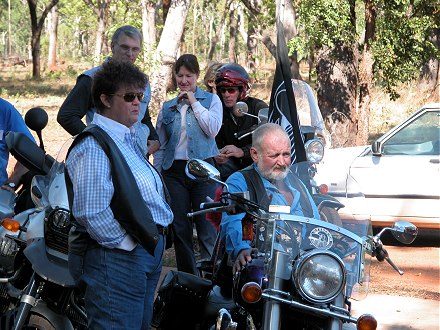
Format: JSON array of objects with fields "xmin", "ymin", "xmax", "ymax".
[
  {"xmin": 92, "ymin": 60, "xmax": 148, "ymax": 111},
  {"xmin": 174, "ymin": 54, "xmax": 200, "ymax": 75}
]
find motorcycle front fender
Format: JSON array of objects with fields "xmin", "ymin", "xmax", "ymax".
[
  {"xmin": 31, "ymin": 300, "xmax": 74, "ymax": 330},
  {"xmin": 24, "ymin": 238, "xmax": 75, "ymax": 287}
]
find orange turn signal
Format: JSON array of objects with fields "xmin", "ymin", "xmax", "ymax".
[
  {"xmin": 357, "ymin": 313, "xmax": 377, "ymax": 330},
  {"xmin": 241, "ymin": 282, "xmax": 262, "ymax": 303},
  {"xmin": 319, "ymin": 184, "xmax": 329, "ymax": 194},
  {"xmin": 1, "ymin": 218, "xmax": 21, "ymax": 232}
]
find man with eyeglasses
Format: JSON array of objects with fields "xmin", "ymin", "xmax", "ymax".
[
  {"xmin": 214, "ymin": 63, "xmax": 268, "ymax": 180},
  {"xmin": 57, "ymin": 25, "xmax": 160, "ymax": 156}
]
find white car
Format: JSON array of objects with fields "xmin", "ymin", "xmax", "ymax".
[{"xmin": 316, "ymin": 103, "xmax": 440, "ymax": 238}]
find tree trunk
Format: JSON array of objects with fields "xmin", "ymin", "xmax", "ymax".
[
  {"xmin": 317, "ymin": 43, "xmax": 359, "ymax": 148},
  {"xmin": 163, "ymin": 0, "xmax": 171, "ymax": 22},
  {"xmin": 47, "ymin": 5, "xmax": 58, "ymax": 69},
  {"xmin": 419, "ymin": 28, "xmax": 440, "ymax": 94},
  {"xmin": 247, "ymin": 22, "xmax": 258, "ymax": 78},
  {"xmin": 83, "ymin": 0, "xmax": 110, "ymax": 65},
  {"xmin": 27, "ymin": 0, "xmax": 59, "ymax": 79},
  {"xmin": 141, "ymin": 0, "xmax": 157, "ymax": 53},
  {"xmin": 149, "ymin": 0, "xmax": 192, "ymax": 115},
  {"xmin": 280, "ymin": 0, "xmax": 301, "ymax": 79},
  {"xmin": 357, "ymin": 0, "xmax": 376, "ymax": 146},
  {"xmin": 228, "ymin": 6, "xmax": 238, "ymax": 63},
  {"xmin": 207, "ymin": 0, "xmax": 231, "ymax": 60}
]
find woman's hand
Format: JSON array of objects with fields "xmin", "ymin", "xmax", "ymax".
[{"xmin": 178, "ymin": 91, "xmax": 197, "ymax": 106}]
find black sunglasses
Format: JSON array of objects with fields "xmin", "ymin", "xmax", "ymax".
[
  {"xmin": 109, "ymin": 92, "xmax": 144, "ymax": 102},
  {"xmin": 219, "ymin": 87, "xmax": 239, "ymax": 94}
]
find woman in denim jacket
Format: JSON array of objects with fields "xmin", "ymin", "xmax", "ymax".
[{"xmin": 154, "ymin": 54, "xmax": 223, "ymax": 275}]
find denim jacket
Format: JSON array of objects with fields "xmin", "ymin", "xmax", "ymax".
[
  {"xmin": 82, "ymin": 64, "xmax": 152, "ymax": 155},
  {"xmin": 158, "ymin": 88, "xmax": 220, "ymax": 171}
]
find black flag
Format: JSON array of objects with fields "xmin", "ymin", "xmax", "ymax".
[{"xmin": 268, "ymin": 20, "xmax": 306, "ymax": 164}]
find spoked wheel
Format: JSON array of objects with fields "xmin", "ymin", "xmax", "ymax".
[{"xmin": 21, "ymin": 314, "xmax": 55, "ymax": 330}]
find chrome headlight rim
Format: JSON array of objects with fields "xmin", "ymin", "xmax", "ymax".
[
  {"xmin": 305, "ymin": 139, "xmax": 324, "ymax": 164},
  {"xmin": 293, "ymin": 250, "xmax": 346, "ymax": 303}
]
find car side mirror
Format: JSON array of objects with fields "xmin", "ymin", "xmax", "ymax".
[{"xmin": 371, "ymin": 140, "xmax": 383, "ymax": 156}]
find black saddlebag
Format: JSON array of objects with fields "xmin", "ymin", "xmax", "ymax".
[{"xmin": 152, "ymin": 270, "xmax": 212, "ymax": 329}]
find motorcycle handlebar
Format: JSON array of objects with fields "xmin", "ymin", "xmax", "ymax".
[
  {"xmin": 200, "ymin": 201, "xmax": 225, "ymax": 209},
  {"xmin": 187, "ymin": 205, "xmax": 233, "ymax": 218},
  {"xmin": 234, "ymin": 125, "xmax": 258, "ymax": 140}
]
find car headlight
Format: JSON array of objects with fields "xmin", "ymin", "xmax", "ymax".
[
  {"xmin": 305, "ymin": 139, "xmax": 324, "ymax": 164},
  {"xmin": 293, "ymin": 250, "xmax": 345, "ymax": 303}
]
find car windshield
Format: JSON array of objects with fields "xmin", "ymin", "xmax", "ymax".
[{"xmin": 383, "ymin": 110, "xmax": 440, "ymax": 156}]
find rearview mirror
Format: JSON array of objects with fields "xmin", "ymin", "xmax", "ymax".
[
  {"xmin": 232, "ymin": 102, "xmax": 249, "ymax": 117},
  {"xmin": 185, "ymin": 159, "xmax": 228, "ymax": 191},
  {"xmin": 391, "ymin": 221, "xmax": 418, "ymax": 244},
  {"xmin": 185, "ymin": 159, "xmax": 220, "ymax": 181}
]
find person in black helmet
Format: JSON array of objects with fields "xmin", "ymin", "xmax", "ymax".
[{"xmin": 214, "ymin": 63, "xmax": 268, "ymax": 180}]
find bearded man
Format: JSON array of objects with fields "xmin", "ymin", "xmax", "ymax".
[{"xmin": 219, "ymin": 123, "xmax": 319, "ymax": 274}]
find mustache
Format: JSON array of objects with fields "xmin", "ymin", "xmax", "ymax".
[{"xmin": 274, "ymin": 165, "xmax": 289, "ymax": 172}]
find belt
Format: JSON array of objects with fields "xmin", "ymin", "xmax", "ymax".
[{"xmin": 156, "ymin": 224, "xmax": 169, "ymax": 236}]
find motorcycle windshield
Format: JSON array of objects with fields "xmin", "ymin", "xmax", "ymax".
[
  {"xmin": 292, "ymin": 80, "xmax": 331, "ymax": 148},
  {"xmin": 44, "ymin": 137, "xmax": 74, "ymax": 210},
  {"xmin": 254, "ymin": 163, "xmax": 372, "ymax": 301}
]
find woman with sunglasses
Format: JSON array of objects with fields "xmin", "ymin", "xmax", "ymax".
[
  {"xmin": 66, "ymin": 59, "xmax": 173, "ymax": 329},
  {"xmin": 154, "ymin": 54, "xmax": 222, "ymax": 275},
  {"xmin": 214, "ymin": 63, "xmax": 268, "ymax": 181}
]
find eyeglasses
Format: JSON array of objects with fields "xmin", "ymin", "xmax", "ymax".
[
  {"xmin": 116, "ymin": 43, "xmax": 141, "ymax": 54},
  {"xmin": 219, "ymin": 87, "xmax": 239, "ymax": 94},
  {"xmin": 109, "ymin": 92, "xmax": 144, "ymax": 102}
]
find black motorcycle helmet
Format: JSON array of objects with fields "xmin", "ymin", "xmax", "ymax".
[{"xmin": 215, "ymin": 63, "xmax": 252, "ymax": 101}]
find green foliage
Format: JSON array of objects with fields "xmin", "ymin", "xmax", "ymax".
[
  {"xmin": 372, "ymin": 0, "xmax": 439, "ymax": 99},
  {"xmin": 0, "ymin": 0, "xmax": 31, "ymax": 57},
  {"xmin": 296, "ymin": 0, "xmax": 357, "ymax": 49},
  {"xmin": 290, "ymin": 0, "xmax": 438, "ymax": 100}
]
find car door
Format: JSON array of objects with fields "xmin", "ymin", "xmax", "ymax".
[{"xmin": 348, "ymin": 108, "xmax": 440, "ymax": 229}]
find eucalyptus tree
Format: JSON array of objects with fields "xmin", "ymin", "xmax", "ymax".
[
  {"xmin": 27, "ymin": 0, "xmax": 60, "ymax": 79},
  {"xmin": 82, "ymin": 0, "xmax": 111, "ymax": 64},
  {"xmin": 148, "ymin": 0, "xmax": 193, "ymax": 113}
]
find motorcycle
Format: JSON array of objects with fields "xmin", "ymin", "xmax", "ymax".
[
  {"xmin": 152, "ymin": 158, "xmax": 418, "ymax": 330},
  {"xmin": 0, "ymin": 107, "xmax": 86, "ymax": 329},
  {"xmin": 0, "ymin": 107, "xmax": 52, "ymax": 317}
]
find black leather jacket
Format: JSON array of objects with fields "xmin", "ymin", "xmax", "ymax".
[{"xmin": 215, "ymin": 97, "xmax": 268, "ymax": 169}]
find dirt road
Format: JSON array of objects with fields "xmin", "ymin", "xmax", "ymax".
[{"xmin": 368, "ymin": 245, "xmax": 439, "ymax": 301}]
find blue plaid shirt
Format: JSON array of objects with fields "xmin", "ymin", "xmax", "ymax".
[{"xmin": 66, "ymin": 114, "xmax": 173, "ymax": 250}]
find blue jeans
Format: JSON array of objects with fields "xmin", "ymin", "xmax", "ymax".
[
  {"xmin": 163, "ymin": 160, "xmax": 217, "ymax": 275},
  {"xmin": 69, "ymin": 236, "xmax": 165, "ymax": 329}
]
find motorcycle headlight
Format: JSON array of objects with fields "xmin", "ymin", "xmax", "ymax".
[
  {"xmin": 49, "ymin": 208, "xmax": 70, "ymax": 229},
  {"xmin": 46, "ymin": 208, "xmax": 71, "ymax": 255},
  {"xmin": 293, "ymin": 251, "xmax": 345, "ymax": 303},
  {"xmin": 305, "ymin": 139, "xmax": 324, "ymax": 164}
]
